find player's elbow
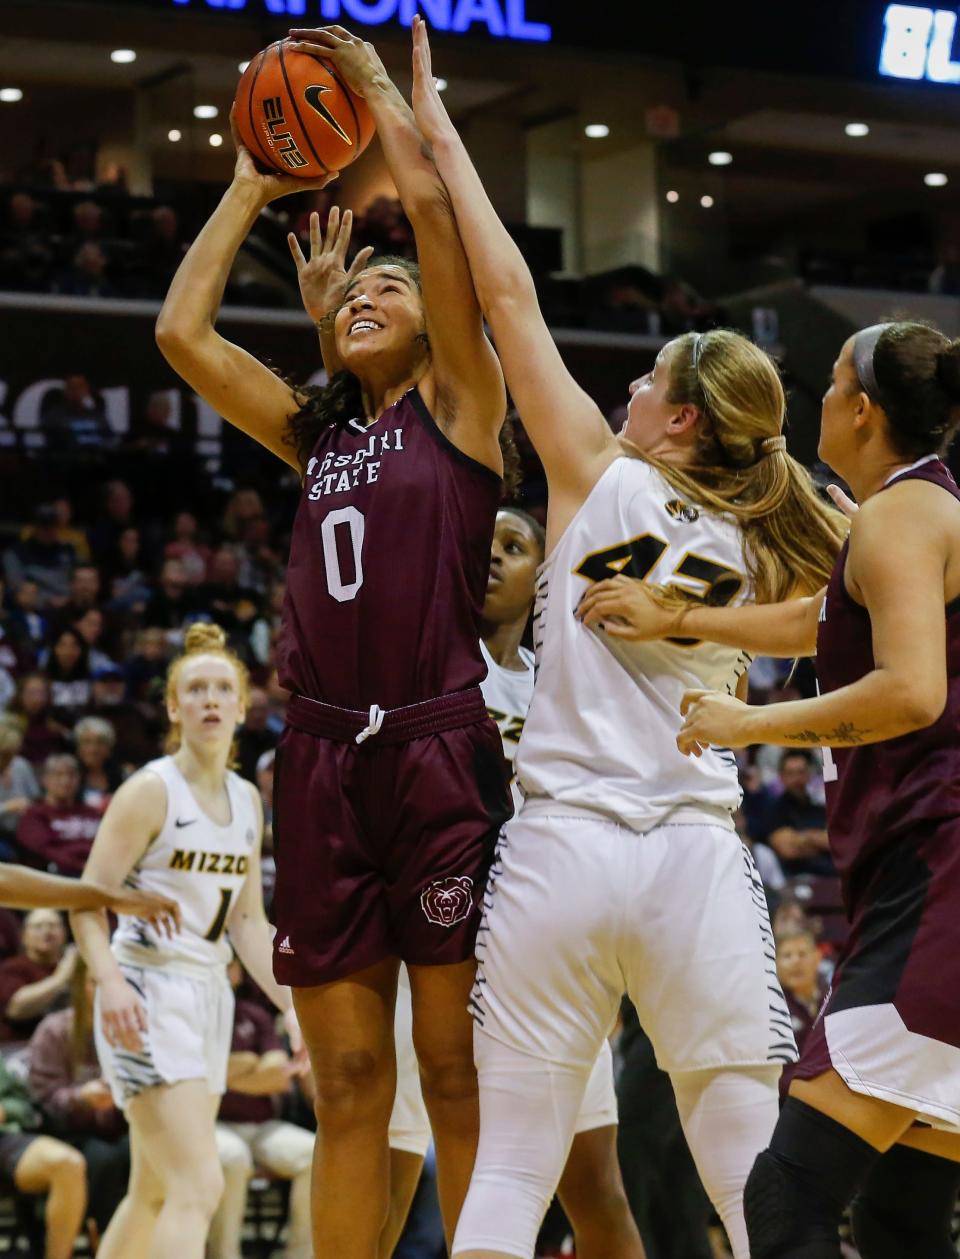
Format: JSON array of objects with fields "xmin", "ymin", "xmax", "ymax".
[{"xmin": 892, "ymin": 678, "xmax": 946, "ymax": 732}]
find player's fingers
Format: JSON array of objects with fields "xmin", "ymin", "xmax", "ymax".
[
  {"xmin": 321, "ymin": 205, "xmax": 339, "ymax": 255},
  {"xmin": 334, "ymin": 208, "xmax": 353, "ymax": 262},
  {"xmin": 679, "ymin": 689, "xmax": 708, "ymax": 716},
  {"xmin": 598, "ymin": 622, "xmax": 636, "ymax": 639},
  {"xmin": 287, "ymin": 232, "xmax": 307, "ymax": 272},
  {"xmin": 826, "ymin": 483, "xmax": 859, "ymax": 517},
  {"xmin": 345, "ymin": 245, "xmax": 374, "ymax": 283}
]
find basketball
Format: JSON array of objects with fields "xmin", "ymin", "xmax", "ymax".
[{"xmin": 234, "ymin": 39, "xmax": 375, "ymax": 178}]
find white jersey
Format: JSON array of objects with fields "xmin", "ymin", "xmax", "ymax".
[
  {"xmin": 112, "ymin": 756, "xmax": 258, "ymax": 971},
  {"xmin": 516, "ymin": 457, "xmax": 751, "ymax": 832},
  {"xmin": 480, "ymin": 639, "xmax": 535, "ymax": 812}
]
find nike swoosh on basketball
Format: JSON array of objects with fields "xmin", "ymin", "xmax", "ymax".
[
  {"xmin": 175, "ymin": 818, "xmax": 197, "ymax": 828},
  {"xmin": 303, "ymin": 84, "xmax": 352, "ymax": 144}
]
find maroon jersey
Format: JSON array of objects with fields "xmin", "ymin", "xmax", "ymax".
[
  {"xmin": 816, "ymin": 458, "xmax": 960, "ymax": 898},
  {"xmin": 276, "ymin": 388, "xmax": 502, "ymax": 710}
]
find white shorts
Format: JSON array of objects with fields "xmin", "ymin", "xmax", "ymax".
[
  {"xmin": 388, "ymin": 967, "xmax": 619, "ymax": 1157},
  {"xmin": 95, "ymin": 962, "xmax": 234, "ymax": 1110},
  {"xmin": 472, "ymin": 812, "xmax": 796, "ymax": 1075}
]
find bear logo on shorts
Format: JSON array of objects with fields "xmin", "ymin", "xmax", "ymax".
[{"xmin": 421, "ymin": 876, "xmax": 474, "ymax": 927}]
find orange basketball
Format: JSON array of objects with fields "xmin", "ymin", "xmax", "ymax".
[{"xmin": 234, "ymin": 39, "xmax": 375, "ymax": 178}]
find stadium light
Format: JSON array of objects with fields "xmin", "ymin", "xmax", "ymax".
[
  {"xmin": 111, "ymin": 49, "xmax": 137, "ymax": 64},
  {"xmin": 666, "ymin": 190, "xmax": 679, "ymax": 203},
  {"xmin": 925, "ymin": 172, "xmax": 948, "ymax": 186},
  {"xmin": 585, "ymin": 124, "xmax": 610, "ymax": 139},
  {"xmin": 209, "ymin": 133, "xmax": 224, "ymax": 147},
  {"xmin": 168, "ymin": 129, "xmax": 182, "ymax": 142},
  {"xmin": 194, "ymin": 105, "xmax": 218, "ymax": 120},
  {"xmin": 845, "ymin": 122, "xmax": 870, "ymax": 137},
  {"xmin": 701, "ymin": 195, "xmax": 715, "ymax": 208},
  {"xmin": 0, "ymin": 88, "xmax": 23, "ymax": 103},
  {"xmin": 708, "ymin": 151, "xmax": 733, "ymax": 166}
]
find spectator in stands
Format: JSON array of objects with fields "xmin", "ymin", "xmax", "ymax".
[
  {"xmin": 122, "ymin": 627, "xmax": 169, "ymax": 706},
  {"xmin": 928, "ymin": 243, "xmax": 960, "ymax": 297},
  {"xmin": 3, "ymin": 503, "xmax": 76, "ymax": 608},
  {"xmin": 139, "ymin": 205, "xmax": 186, "ymax": 297},
  {"xmin": 142, "ymin": 558, "xmax": 194, "ymax": 640},
  {"xmin": 776, "ymin": 923, "xmax": 828, "ymax": 1055},
  {"xmin": 0, "ymin": 191, "xmax": 53, "ymax": 292},
  {"xmin": 101, "ymin": 526, "xmax": 152, "ymax": 612},
  {"xmin": 50, "ymin": 564, "xmax": 101, "ymax": 639},
  {"xmin": 29, "ymin": 957, "xmax": 130, "ymax": 1236},
  {"xmin": 54, "ymin": 242, "xmax": 117, "ymax": 301},
  {"xmin": 756, "ymin": 749, "xmax": 834, "ymax": 880},
  {"xmin": 73, "ymin": 717, "xmax": 121, "ymax": 814},
  {"xmin": 41, "ymin": 628, "xmax": 93, "ymax": 724},
  {"xmin": 71, "ymin": 607, "xmax": 116, "ymax": 675},
  {"xmin": 40, "ymin": 375, "xmax": 113, "ymax": 452},
  {"xmin": 16, "ymin": 754, "xmax": 100, "ymax": 876},
  {"xmin": 250, "ymin": 577, "xmax": 286, "ymax": 671},
  {"xmin": 88, "ymin": 480, "xmax": 134, "ymax": 567},
  {"xmin": 0, "ymin": 575, "xmax": 35, "ymax": 674},
  {"xmin": 6, "ymin": 579, "xmax": 47, "ymax": 655},
  {"xmin": 10, "ymin": 674, "xmax": 70, "ymax": 767},
  {"xmin": 355, "ymin": 195, "xmax": 414, "ymax": 257},
  {"xmin": 0, "ymin": 908, "xmax": 77, "ymax": 1043},
  {"xmin": 126, "ymin": 391, "xmax": 189, "ymax": 458},
  {"xmin": 66, "ymin": 201, "xmax": 107, "ymax": 252},
  {"xmin": 221, "ymin": 489, "xmax": 267, "ymax": 543},
  {"xmin": 85, "ymin": 663, "xmax": 159, "ymax": 771},
  {"xmin": 0, "ymin": 1049, "xmax": 87, "ymax": 1259},
  {"xmin": 738, "ymin": 761, "xmax": 775, "ymax": 846},
  {"xmin": 210, "ymin": 959, "xmax": 313, "ymax": 1259},
  {"xmin": 0, "ymin": 717, "xmax": 40, "ymax": 860},
  {"xmin": 50, "ymin": 499, "xmax": 91, "ymax": 561},
  {"xmin": 164, "ymin": 510, "xmax": 211, "ymax": 586},
  {"xmin": 235, "ymin": 686, "xmax": 276, "ymax": 783},
  {"xmin": 196, "ymin": 545, "xmax": 262, "ymax": 644}
]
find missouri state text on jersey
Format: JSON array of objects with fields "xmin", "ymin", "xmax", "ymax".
[
  {"xmin": 304, "ymin": 425, "xmax": 405, "ymax": 499},
  {"xmin": 276, "ymin": 389, "xmax": 503, "ymax": 711}
]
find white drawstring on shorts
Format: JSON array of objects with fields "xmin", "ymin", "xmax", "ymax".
[{"xmin": 355, "ymin": 704, "xmax": 386, "ymax": 745}]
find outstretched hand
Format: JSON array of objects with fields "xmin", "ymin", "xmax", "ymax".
[
  {"xmin": 288, "ymin": 207, "xmax": 374, "ymax": 324},
  {"xmin": 410, "ymin": 15, "xmax": 455, "ymax": 145},
  {"xmin": 229, "ymin": 108, "xmax": 338, "ymax": 206},
  {"xmin": 287, "ymin": 24, "xmax": 388, "ymax": 99}
]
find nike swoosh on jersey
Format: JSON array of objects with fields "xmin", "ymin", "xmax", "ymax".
[
  {"xmin": 303, "ymin": 84, "xmax": 352, "ymax": 144},
  {"xmin": 174, "ymin": 818, "xmax": 197, "ymax": 828}
]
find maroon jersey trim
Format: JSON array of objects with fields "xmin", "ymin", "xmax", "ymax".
[{"xmin": 409, "ymin": 390, "xmax": 503, "ymax": 487}]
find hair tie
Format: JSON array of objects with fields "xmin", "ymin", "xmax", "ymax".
[{"xmin": 760, "ymin": 435, "xmax": 786, "ymax": 455}]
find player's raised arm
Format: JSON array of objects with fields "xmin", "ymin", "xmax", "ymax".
[
  {"xmin": 679, "ymin": 482, "xmax": 949, "ymax": 753},
  {"xmin": 156, "ymin": 129, "xmax": 335, "ymax": 472},
  {"xmin": 577, "ymin": 576, "xmax": 825, "ymax": 658},
  {"xmin": 288, "ymin": 24, "xmax": 505, "ymax": 469},
  {"xmin": 408, "ymin": 17, "xmax": 617, "ymax": 505}
]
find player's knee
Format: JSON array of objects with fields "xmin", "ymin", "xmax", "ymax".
[
  {"xmin": 45, "ymin": 1141, "xmax": 86, "ymax": 1187},
  {"xmin": 312, "ymin": 1047, "xmax": 394, "ymax": 1125},
  {"xmin": 415, "ymin": 1043, "xmax": 478, "ymax": 1107},
  {"xmin": 165, "ymin": 1159, "xmax": 225, "ymax": 1216}
]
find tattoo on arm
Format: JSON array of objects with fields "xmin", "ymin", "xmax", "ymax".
[{"xmin": 783, "ymin": 721, "xmax": 872, "ymax": 746}]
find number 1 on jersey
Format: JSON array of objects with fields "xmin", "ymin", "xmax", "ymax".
[
  {"xmin": 321, "ymin": 506, "xmax": 365, "ymax": 603},
  {"xmin": 204, "ymin": 888, "xmax": 233, "ymax": 943}
]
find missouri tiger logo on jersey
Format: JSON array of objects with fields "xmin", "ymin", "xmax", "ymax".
[{"xmin": 665, "ymin": 498, "xmax": 700, "ymax": 523}]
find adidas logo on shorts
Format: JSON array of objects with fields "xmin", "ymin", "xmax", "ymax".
[{"xmin": 278, "ymin": 936, "xmax": 294, "ymax": 955}]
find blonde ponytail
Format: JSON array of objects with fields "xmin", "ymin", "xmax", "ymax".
[{"xmin": 644, "ymin": 330, "xmax": 847, "ymax": 602}]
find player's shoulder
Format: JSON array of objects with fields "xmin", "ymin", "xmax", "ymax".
[
  {"xmin": 855, "ymin": 474, "xmax": 960, "ymax": 539},
  {"xmin": 101, "ymin": 765, "xmax": 168, "ymax": 833}
]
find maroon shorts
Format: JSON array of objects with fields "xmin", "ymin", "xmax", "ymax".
[
  {"xmin": 271, "ymin": 688, "xmax": 512, "ymax": 987},
  {"xmin": 789, "ymin": 818, "xmax": 960, "ymax": 1093}
]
